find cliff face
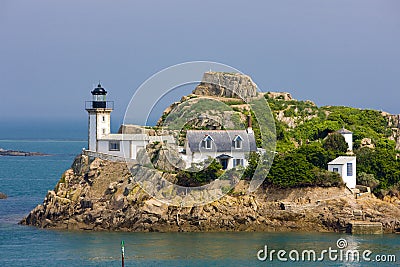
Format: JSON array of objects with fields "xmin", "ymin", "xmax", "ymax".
[
  {"xmin": 193, "ymin": 72, "xmax": 258, "ymax": 99},
  {"xmin": 21, "ymin": 155, "xmax": 400, "ymax": 233},
  {"xmin": 385, "ymin": 114, "xmax": 400, "ymax": 150}
]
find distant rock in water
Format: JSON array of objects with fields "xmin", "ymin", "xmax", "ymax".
[
  {"xmin": 0, "ymin": 192, "xmax": 7, "ymax": 199},
  {"xmin": 0, "ymin": 148, "xmax": 49, "ymax": 156},
  {"xmin": 193, "ymin": 72, "xmax": 258, "ymax": 99}
]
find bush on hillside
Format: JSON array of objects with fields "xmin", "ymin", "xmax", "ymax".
[
  {"xmin": 323, "ymin": 133, "xmax": 348, "ymax": 153},
  {"xmin": 357, "ymin": 172, "xmax": 380, "ymax": 190}
]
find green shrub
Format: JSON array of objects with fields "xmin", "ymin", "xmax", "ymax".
[
  {"xmin": 313, "ymin": 169, "xmax": 343, "ymax": 187},
  {"xmin": 297, "ymin": 143, "xmax": 331, "ymax": 169},
  {"xmin": 356, "ymin": 147, "xmax": 400, "ymax": 190},
  {"xmin": 357, "ymin": 172, "xmax": 380, "ymax": 190},
  {"xmin": 265, "ymin": 153, "xmax": 316, "ymax": 188},
  {"xmin": 176, "ymin": 158, "xmax": 223, "ymax": 187}
]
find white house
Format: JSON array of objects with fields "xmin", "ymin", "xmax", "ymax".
[
  {"xmin": 85, "ymin": 83, "xmax": 174, "ymax": 160},
  {"xmin": 328, "ymin": 156, "xmax": 357, "ymax": 188},
  {"xmin": 183, "ymin": 126, "xmax": 257, "ymax": 170},
  {"xmin": 336, "ymin": 127, "xmax": 353, "ymax": 151}
]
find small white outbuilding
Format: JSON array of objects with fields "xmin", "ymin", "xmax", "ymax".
[
  {"xmin": 336, "ymin": 128, "xmax": 353, "ymax": 151},
  {"xmin": 328, "ymin": 156, "xmax": 357, "ymax": 188}
]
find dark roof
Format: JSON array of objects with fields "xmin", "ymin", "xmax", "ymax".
[
  {"xmin": 216, "ymin": 154, "xmax": 233, "ymax": 159},
  {"xmin": 186, "ymin": 130, "xmax": 257, "ymax": 153},
  {"xmin": 91, "ymin": 83, "xmax": 107, "ymax": 95},
  {"xmin": 336, "ymin": 128, "xmax": 352, "ymax": 134}
]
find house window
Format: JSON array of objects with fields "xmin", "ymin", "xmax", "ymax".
[
  {"xmin": 333, "ymin": 168, "xmax": 339, "ymax": 173},
  {"xmin": 233, "ymin": 135, "xmax": 243, "ymax": 149},
  {"xmin": 233, "ymin": 158, "xmax": 243, "ymax": 167},
  {"xmin": 201, "ymin": 135, "xmax": 213, "ymax": 149},
  {"xmin": 109, "ymin": 141, "xmax": 120, "ymax": 151},
  {"xmin": 102, "ymin": 116, "xmax": 105, "ymax": 122},
  {"xmin": 206, "ymin": 139, "xmax": 212, "ymax": 149},
  {"xmin": 102, "ymin": 128, "xmax": 106, "ymax": 134},
  {"xmin": 347, "ymin": 163, "xmax": 353, "ymax": 176}
]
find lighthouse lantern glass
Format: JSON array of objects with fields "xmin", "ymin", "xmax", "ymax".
[{"xmin": 93, "ymin": 94, "xmax": 106, "ymax": 102}]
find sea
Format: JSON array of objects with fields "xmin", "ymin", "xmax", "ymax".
[{"xmin": 0, "ymin": 122, "xmax": 400, "ymax": 266}]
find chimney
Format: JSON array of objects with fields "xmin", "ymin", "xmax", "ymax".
[{"xmin": 247, "ymin": 115, "xmax": 253, "ymax": 134}]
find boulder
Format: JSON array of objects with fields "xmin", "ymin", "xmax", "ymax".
[
  {"xmin": 193, "ymin": 72, "xmax": 258, "ymax": 99},
  {"xmin": 266, "ymin": 92, "xmax": 293, "ymax": 101},
  {"xmin": 71, "ymin": 154, "xmax": 89, "ymax": 175},
  {"xmin": 360, "ymin": 138, "xmax": 375, "ymax": 149},
  {"xmin": 0, "ymin": 192, "xmax": 7, "ymax": 199}
]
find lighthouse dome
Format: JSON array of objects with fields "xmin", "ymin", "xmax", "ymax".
[{"xmin": 91, "ymin": 83, "xmax": 107, "ymax": 95}]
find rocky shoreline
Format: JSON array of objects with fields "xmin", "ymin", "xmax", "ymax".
[{"xmin": 20, "ymin": 154, "xmax": 400, "ymax": 233}]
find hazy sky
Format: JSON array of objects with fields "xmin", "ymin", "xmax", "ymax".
[{"xmin": 1, "ymin": 0, "xmax": 399, "ymax": 126}]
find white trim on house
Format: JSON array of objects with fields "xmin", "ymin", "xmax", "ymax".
[
  {"xmin": 201, "ymin": 135, "xmax": 214, "ymax": 149},
  {"xmin": 233, "ymin": 135, "xmax": 243, "ymax": 149}
]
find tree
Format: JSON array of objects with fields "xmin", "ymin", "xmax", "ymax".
[
  {"xmin": 243, "ymin": 152, "xmax": 259, "ymax": 180},
  {"xmin": 323, "ymin": 133, "xmax": 348, "ymax": 153},
  {"xmin": 176, "ymin": 158, "xmax": 223, "ymax": 187},
  {"xmin": 356, "ymin": 147, "xmax": 400, "ymax": 190}
]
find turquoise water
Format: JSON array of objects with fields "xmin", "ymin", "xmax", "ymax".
[{"xmin": 1, "ymin": 140, "xmax": 400, "ymax": 266}]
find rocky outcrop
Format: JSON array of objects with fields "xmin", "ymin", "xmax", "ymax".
[
  {"xmin": 360, "ymin": 138, "xmax": 375, "ymax": 149},
  {"xmin": 193, "ymin": 72, "xmax": 258, "ymax": 99},
  {"xmin": 20, "ymin": 155, "xmax": 400, "ymax": 233},
  {"xmin": 146, "ymin": 142, "xmax": 185, "ymax": 172},
  {"xmin": 0, "ymin": 192, "xmax": 7, "ymax": 199},
  {"xmin": 266, "ymin": 92, "xmax": 293, "ymax": 101},
  {"xmin": 0, "ymin": 149, "xmax": 48, "ymax": 156},
  {"xmin": 382, "ymin": 113, "xmax": 400, "ymax": 150}
]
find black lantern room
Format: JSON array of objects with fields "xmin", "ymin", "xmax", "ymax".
[{"xmin": 91, "ymin": 83, "xmax": 107, "ymax": 108}]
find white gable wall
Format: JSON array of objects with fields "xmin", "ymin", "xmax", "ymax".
[
  {"xmin": 328, "ymin": 158, "xmax": 356, "ymax": 188},
  {"xmin": 342, "ymin": 133, "xmax": 353, "ymax": 151}
]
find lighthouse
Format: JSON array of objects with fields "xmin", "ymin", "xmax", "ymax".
[{"xmin": 85, "ymin": 83, "xmax": 114, "ymax": 151}]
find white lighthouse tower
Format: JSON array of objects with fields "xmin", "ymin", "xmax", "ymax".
[{"xmin": 85, "ymin": 83, "xmax": 114, "ymax": 152}]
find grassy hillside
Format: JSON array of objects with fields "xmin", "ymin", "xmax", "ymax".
[
  {"xmin": 264, "ymin": 93, "xmax": 400, "ymax": 194},
  {"xmin": 265, "ymin": 94, "xmax": 394, "ymax": 152}
]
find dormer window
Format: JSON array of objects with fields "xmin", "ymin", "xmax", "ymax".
[
  {"xmin": 202, "ymin": 135, "xmax": 213, "ymax": 149},
  {"xmin": 233, "ymin": 135, "xmax": 243, "ymax": 149}
]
